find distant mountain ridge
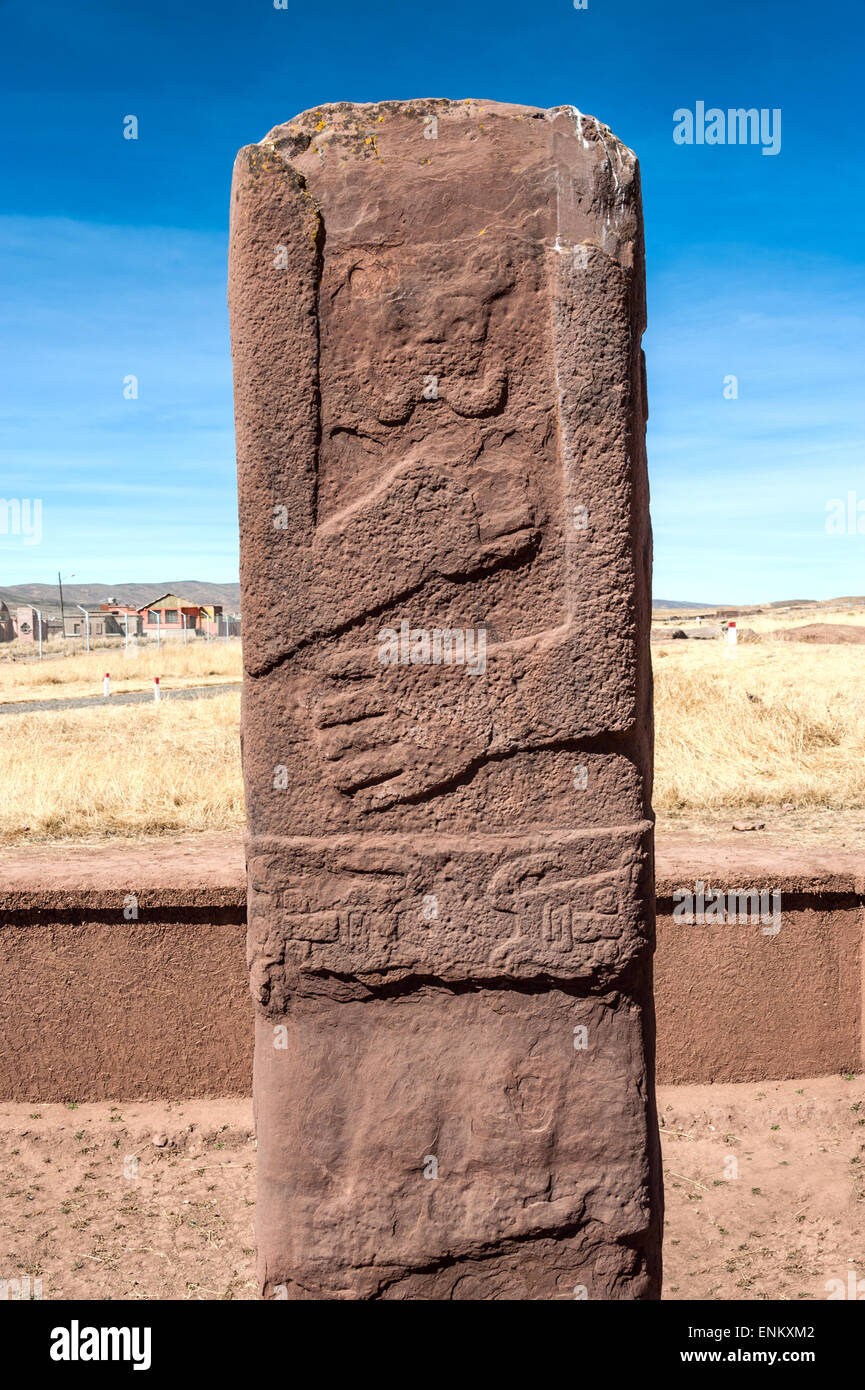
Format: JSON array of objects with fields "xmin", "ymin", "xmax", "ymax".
[
  {"xmin": 652, "ymin": 596, "xmax": 864, "ymax": 614},
  {"xmin": 0, "ymin": 581, "xmax": 242, "ymax": 616},
  {"xmin": 651, "ymin": 599, "xmax": 718, "ymax": 610},
  {"xmin": 1, "ymin": 584, "xmax": 717, "ymax": 615},
  {"xmin": 1, "ymin": 583, "xmax": 862, "ymax": 619}
]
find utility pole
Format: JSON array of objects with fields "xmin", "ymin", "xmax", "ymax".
[
  {"xmin": 57, "ymin": 572, "xmax": 66, "ymax": 637},
  {"xmin": 58, "ymin": 572, "xmax": 75, "ymax": 640},
  {"xmin": 75, "ymin": 603, "xmax": 91, "ymax": 653}
]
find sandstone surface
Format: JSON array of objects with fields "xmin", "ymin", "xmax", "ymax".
[{"xmin": 229, "ymin": 97, "xmax": 660, "ymax": 1299}]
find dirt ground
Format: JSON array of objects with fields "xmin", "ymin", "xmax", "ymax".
[
  {"xmin": 4, "ymin": 804, "xmax": 863, "ymax": 866},
  {"xmin": 0, "ymin": 1099, "xmax": 257, "ymax": 1301},
  {"xmin": 659, "ymin": 1075, "xmax": 865, "ymax": 1300},
  {"xmin": 1, "ymin": 1075, "xmax": 862, "ymax": 1301},
  {"xmin": 656, "ymin": 806, "xmax": 865, "ymax": 853}
]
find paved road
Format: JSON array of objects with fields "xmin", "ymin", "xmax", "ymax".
[{"xmin": 0, "ymin": 681, "xmax": 242, "ymax": 715}]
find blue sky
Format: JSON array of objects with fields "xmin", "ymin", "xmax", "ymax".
[{"xmin": 1, "ymin": 0, "xmax": 862, "ymax": 601}]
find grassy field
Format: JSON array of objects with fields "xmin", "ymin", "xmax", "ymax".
[
  {"xmin": 0, "ymin": 693, "xmax": 243, "ymax": 842},
  {"xmin": 1, "ymin": 616, "xmax": 864, "ymax": 842},
  {"xmin": 654, "ymin": 640, "xmax": 865, "ymax": 813},
  {"xmin": 0, "ymin": 638, "xmax": 242, "ymax": 703},
  {"xmin": 748, "ymin": 609, "xmax": 865, "ymax": 634},
  {"xmin": 652, "ymin": 606, "xmax": 865, "ymax": 634}
]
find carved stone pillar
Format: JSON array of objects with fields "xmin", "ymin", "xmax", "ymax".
[{"xmin": 229, "ymin": 98, "xmax": 660, "ymax": 1300}]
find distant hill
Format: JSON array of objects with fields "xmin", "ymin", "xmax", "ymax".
[
  {"xmin": 1, "ymin": 584, "xmax": 861, "ymax": 620},
  {"xmin": 653, "ymin": 596, "xmax": 865, "ymax": 615},
  {"xmin": 653, "ymin": 599, "xmax": 719, "ymax": 610},
  {"xmin": 0, "ymin": 581, "xmax": 242, "ymax": 616},
  {"xmin": 6, "ymin": 585, "xmax": 712, "ymax": 616}
]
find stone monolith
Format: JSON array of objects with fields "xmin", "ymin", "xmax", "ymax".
[{"xmin": 229, "ymin": 98, "xmax": 661, "ymax": 1300}]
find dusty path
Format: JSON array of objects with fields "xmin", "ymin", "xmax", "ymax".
[
  {"xmin": 0, "ymin": 681, "xmax": 241, "ymax": 716},
  {"xmin": 1, "ymin": 1076, "xmax": 862, "ymax": 1300},
  {"xmin": 2, "ymin": 827, "xmax": 861, "ymax": 892},
  {"xmin": 0, "ymin": 830, "xmax": 246, "ymax": 888}
]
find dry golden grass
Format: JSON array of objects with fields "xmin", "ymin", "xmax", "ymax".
[
  {"xmin": 0, "ymin": 634, "xmax": 120, "ymax": 662},
  {"xmin": 748, "ymin": 608, "xmax": 865, "ymax": 634},
  {"xmin": 653, "ymin": 641, "xmax": 865, "ymax": 812},
  {"xmin": 1, "ymin": 625, "xmax": 863, "ymax": 844},
  {"xmin": 0, "ymin": 639, "xmax": 242, "ymax": 703},
  {"xmin": 0, "ymin": 693, "xmax": 243, "ymax": 842},
  {"xmin": 652, "ymin": 605, "xmax": 865, "ymax": 635}
]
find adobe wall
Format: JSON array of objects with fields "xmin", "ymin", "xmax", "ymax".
[{"xmin": 1, "ymin": 840, "xmax": 861, "ymax": 1101}]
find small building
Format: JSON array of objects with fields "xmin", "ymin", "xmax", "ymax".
[
  {"xmin": 15, "ymin": 605, "xmax": 61, "ymax": 642},
  {"xmin": 0, "ymin": 602, "xmax": 14, "ymax": 642},
  {"xmin": 97, "ymin": 603, "xmax": 143, "ymax": 637},
  {"xmin": 62, "ymin": 610, "xmax": 125, "ymax": 639},
  {"xmin": 136, "ymin": 593, "xmax": 223, "ymax": 638}
]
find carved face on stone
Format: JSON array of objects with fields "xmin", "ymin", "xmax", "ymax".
[
  {"xmin": 317, "ymin": 237, "xmax": 555, "ymax": 529},
  {"xmin": 504, "ymin": 1059, "xmax": 560, "ymax": 1133}
]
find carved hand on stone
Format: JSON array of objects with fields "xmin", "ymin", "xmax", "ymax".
[
  {"xmin": 310, "ymin": 644, "xmax": 498, "ymax": 810},
  {"xmin": 309, "ymin": 617, "xmax": 615, "ymax": 807},
  {"xmin": 297, "ymin": 455, "xmax": 538, "ymax": 648}
]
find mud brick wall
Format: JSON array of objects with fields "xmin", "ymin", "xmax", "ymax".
[
  {"xmin": 1, "ymin": 870, "xmax": 862, "ymax": 1102},
  {"xmin": 3, "ymin": 850, "xmax": 862, "ymax": 1100},
  {"xmin": 0, "ymin": 888, "xmax": 249, "ymax": 1101}
]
